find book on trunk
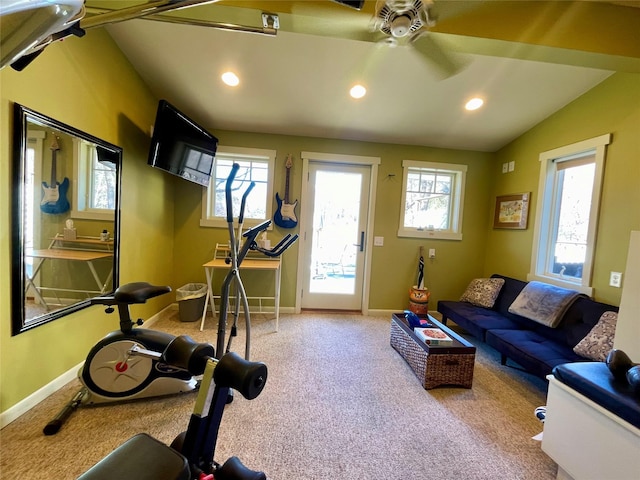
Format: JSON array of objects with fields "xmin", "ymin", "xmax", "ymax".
[{"xmin": 414, "ymin": 327, "xmax": 453, "ymax": 345}]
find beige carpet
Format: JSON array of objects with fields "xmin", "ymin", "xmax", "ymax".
[{"xmin": 0, "ymin": 310, "xmax": 557, "ymax": 479}]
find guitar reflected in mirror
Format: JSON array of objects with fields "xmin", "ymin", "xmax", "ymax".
[
  {"xmin": 274, "ymin": 153, "xmax": 298, "ymax": 229},
  {"xmin": 41, "ymin": 134, "xmax": 70, "ymax": 214}
]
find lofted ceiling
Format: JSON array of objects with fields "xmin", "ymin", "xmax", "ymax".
[{"xmin": 83, "ymin": 0, "xmax": 640, "ymax": 152}]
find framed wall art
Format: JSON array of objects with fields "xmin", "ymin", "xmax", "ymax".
[{"xmin": 493, "ymin": 192, "xmax": 530, "ymax": 229}]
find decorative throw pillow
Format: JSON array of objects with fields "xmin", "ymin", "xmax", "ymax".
[
  {"xmin": 459, "ymin": 278, "xmax": 505, "ymax": 308},
  {"xmin": 573, "ymin": 311, "xmax": 618, "ymax": 361}
]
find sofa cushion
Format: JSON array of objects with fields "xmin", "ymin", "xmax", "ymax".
[
  {"xmin": 459, "ymin": 277, "xmax": 505, "ymax": 308},
  {"xmin": 573, "ymin": 311, "xmax": 618, "ymax": 361},
  {"xmin": 485, "ymin": 328, "xmax": 584, "ymax": 378},
  {"xmin": 552, "ymin": 362, "xmax": 640, "ymax": 429},
  {"xmin": 438, "ymin": 300, "xmax": 522, "ymax": 341}
]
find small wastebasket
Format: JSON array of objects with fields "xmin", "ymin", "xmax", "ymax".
[{"xmin": 176, "ymin": 283, "xmax": 207, "ymax": 322}]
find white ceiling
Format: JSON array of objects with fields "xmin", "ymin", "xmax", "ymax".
[{"xmin": 104, "ymin": 7, "xmax": 615, "ymax": 152}]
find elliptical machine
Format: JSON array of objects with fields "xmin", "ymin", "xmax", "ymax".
[
  {"xmin": 44, "ymin": 282, "xmax": 198, "ymax": 435},
  {"xmin": 214, "ymin": 162, "xmax": 298, "ymax": 361}
]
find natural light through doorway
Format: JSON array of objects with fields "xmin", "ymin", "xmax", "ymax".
[{"xmin": 309, "ymin": 170, "xmax": 362, "ymax": 295}]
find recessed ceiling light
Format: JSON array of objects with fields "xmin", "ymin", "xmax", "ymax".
[
  {"xmin": 221, "ymin": 71, "xmax": 240, "ymax": 87},
  {"xmin": 350, "ymin": 84, "xmax": 366, "ymax": 99},
  {"xmin": 465, "ymin": 97, "xmax": 484, "ymax": 111}
]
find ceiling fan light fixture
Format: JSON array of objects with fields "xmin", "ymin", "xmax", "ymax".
[
  {"xmin": 465, "ymin": 97, "xmax": 484, "ymax": 111},
  {"xmin": 389, "ymin": 14, "xmax": 412, "ymax": 38},
  {"xmin": 221, "ymin": 71, "xmax": 239, "ymax": 87},
  {"xmin": 350, "ymin": 84, "xmax": 367, "ymax": 99}
]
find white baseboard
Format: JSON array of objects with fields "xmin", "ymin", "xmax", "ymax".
[
  {"xmin": 0, "ymin": 362, "xmax": 83, "ymax": 429},
  {"xmin": 0, "ymin": 305, "xmax": 172, "ymax": 430}
]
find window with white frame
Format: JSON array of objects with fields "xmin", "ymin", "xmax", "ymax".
[
  {"xmin": 25, "ymin": 131, "xmax": 45, "ymax": 275},
  {"xmin": 73, "ymin": 139, "xmax": 117, "ymax": 220},
  {"xmin": 398, "ymin": 160, "xmax": 467, "ymax": 240},
  {"xmin": 529, "ymin": 134, "xmax": 611, "ymax": 294},
  {"xmin": 201, "ymin": 146, "xmax": 276, "ymax": 228}
]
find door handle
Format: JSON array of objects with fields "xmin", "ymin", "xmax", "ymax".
[{"xmin": 353, "ymin": 231, "xmax": 365, "ymax": 252}]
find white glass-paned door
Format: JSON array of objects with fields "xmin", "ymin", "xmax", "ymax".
[{"xmin": 301, "ymin": 162, "xmax": 371, "ymax": 310}]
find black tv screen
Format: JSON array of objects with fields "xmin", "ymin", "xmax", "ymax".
[{"xmin": 147, "ymin": 100, "xmax": 218, "ymax": 187}]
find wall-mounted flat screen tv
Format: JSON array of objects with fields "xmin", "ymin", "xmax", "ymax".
[{"xmin": 147, "ymin": 100, "xmax": 218, "ymax": 187}]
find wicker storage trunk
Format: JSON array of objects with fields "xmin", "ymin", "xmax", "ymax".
[{"xmin": 390, "ymin": 314, "xmax": 475, "ymax": 389}]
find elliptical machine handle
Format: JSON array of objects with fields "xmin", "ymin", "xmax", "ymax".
[
  {"xmin": 253, "ymin": 233, "xmax": 299, "ymax": 257},
  {"xmin": 214, "ymin": 351, "xmax": 267, "ymax": 400},
  {"xmin": 225, "ymin": 163, "xmax": 240, "ymax": 223},
  {"xmin": 238, "ymin": 181, "xmax": 255, "ymax": 224}
]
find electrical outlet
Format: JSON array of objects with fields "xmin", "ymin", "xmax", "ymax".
[
  {"xmin": 428, "ymin": 248, "xmax": 436, "ymax": 258},
  {"xmin": 609, "ymin": 271, "xmax": 623, "ymax": 288}
]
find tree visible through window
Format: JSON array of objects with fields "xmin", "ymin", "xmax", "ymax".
[
  {"xmin": 201, "ymin": 146, "xmax": 276, "ymax": 228},
  {"xmin": 398, "ymin": 160, "xmax": 466, "ymax": 240},
  {"xmin": 74, "ymin": 140, "xmax": 117, "ymax": 220},
  {"xmin": 530, "ymin": 134, "xmax": 610, "ymax": 293},
  {"xmin": 551, "ymin": 157, "xmax": 596, "ymax": 280},
  {"xmin": 404, "ymin": 169, "xmax": 453, "ymax": 230},
  {"xmin": 90, "ymin": 150, "xmax": 116, "ymax": 209}
]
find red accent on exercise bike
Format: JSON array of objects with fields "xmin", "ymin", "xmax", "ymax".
[{"xmin": 115, "ymin": 362, "xmax": 128, "ymax": 372}]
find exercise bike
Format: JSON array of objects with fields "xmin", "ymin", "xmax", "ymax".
[
  {"xmin": 78, "ymin": 334, "xmax": 268, "ymax": 480},
  {"xmin": 44, "ymin": 282, "xmax": 199, "ymax": 435}
]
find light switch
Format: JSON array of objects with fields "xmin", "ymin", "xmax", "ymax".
[
  {"xmin": 508, "ymin": 161, "xmax": 515, "ymax": 172},
  {"xmin": 374, "ymin": 236, "xmax": 384, "ymax": 246},
  {"xmin": 502, "ymin": 163, "xmax": 508, "ymax": 174},
  {"xmin": 428, "ymin": 248, "xmax": 435, "ymax": 258}
]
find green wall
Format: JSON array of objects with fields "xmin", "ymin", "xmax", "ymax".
[
  {"xmin": 170, "ymin": 133, "xmax": 495, "ymax": 312},
  {"xmin": 487, "ymin": 72, "xmax": 640, "ymax": 306},
  {"xmin": 0, "ymin": 30, "xmax": 173, "ymax": 413}
]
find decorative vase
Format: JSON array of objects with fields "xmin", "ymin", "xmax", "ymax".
[{"xmin": 408, "ymin": 286, "xmax": 430, "ymax": 315}]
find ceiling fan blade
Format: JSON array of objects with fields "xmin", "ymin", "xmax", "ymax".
[{"xmin": 411, "ymin": 32, "xmax": 467, "ymax": 79}]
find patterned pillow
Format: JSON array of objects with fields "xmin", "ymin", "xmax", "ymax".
[
  {"xmin": 459, "ymin": 278, "xmax": 505, "ymax": 308},
  {"xmin": 573, "ymin": 311, "xmax": 618, "ymax": 361}
]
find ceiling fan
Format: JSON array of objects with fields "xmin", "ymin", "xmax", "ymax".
[{"xmin": 368, "ymin": 0, "xmax": 465, "ymax": 78}]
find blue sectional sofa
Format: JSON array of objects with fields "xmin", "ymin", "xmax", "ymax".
[{"xmin": 437, "ymin": 274, "xmax": 619, "ymax": 379}]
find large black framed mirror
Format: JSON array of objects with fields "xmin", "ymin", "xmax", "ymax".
[{"xmin": 11, "ymin": 103, "xmax": 122, "ymax": 335}]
